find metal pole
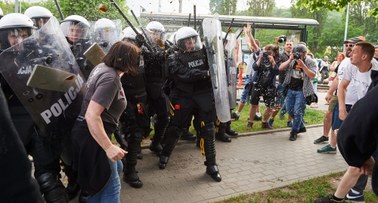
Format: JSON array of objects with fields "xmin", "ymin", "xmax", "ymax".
[
  {"xmin": 14, "ymin": 0, "xmax": 19, "ymax": 13},
  {"xmin": 343, "ymin": 3, "xmax": 350, "ymax": 52}
]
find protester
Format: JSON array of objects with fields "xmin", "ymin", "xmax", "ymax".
[{"xmin": 72, "ymin": 41, "xmax": 139, "ymax": 202}]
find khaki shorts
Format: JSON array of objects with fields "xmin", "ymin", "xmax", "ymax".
[{"xmin": 328, "ymin": 95, "xmax": 338, "ymax": 112}]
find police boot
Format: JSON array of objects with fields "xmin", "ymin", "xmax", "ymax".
[
  {"xmin": 206, "ymin": 164, "xmax": 222, "ymax": 182},
  {"xmin": 202, "ymin": 123, "xmax": 222, "ymax": 182},
  {"xmin": 123, "ymin": 166, "xmax": 143, "ymax": 188},
  {"xmin": 36, "ymin": 172, "xmax": 69, "ymax": 203},
  {"xmin": 225, "ymin": 121, "xmax": 238, "ymax": 137},
  {"xmin": 159, "ymin": 126, "xmax": 182, "ymax": 169},
  {"xmin": 62, "ymin": 164, "xmax": 80, "ymax": 200},
  {"xmin": 215, "ymin": 122, "xmax": 231, "ymax": 142},
  {"xmin": 149, "ymin": 136, "xmax": 163, "ymax": 155},
  {"xmin": 124, "ymin": 132, "xmax": 143, "ymax": 188}
]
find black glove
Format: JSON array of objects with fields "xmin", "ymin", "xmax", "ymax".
[{"xmin": 135, "ymin": 34, "xmax": 146, "ymax": 48}]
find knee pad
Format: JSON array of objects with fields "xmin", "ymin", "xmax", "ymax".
[{"xmin": 36, "ymin": 172, "xmax": 68, "ymax": 203}]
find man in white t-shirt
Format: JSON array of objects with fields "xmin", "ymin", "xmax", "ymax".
[
  {"xmin": 315, "ymin": 42, "xmax": 377, "ymax": 203},
  {"xmin": 317, "ymin": 36, "xmax": 365, "ymax": 154}
]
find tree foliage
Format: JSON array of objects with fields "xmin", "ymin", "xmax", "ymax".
[
  {"xmin": 294, "ymin": 0, "xmax": 378, "ymax": 20},
  {"xmin": 209, "ymin": 0, "xmax": 238, "ymax": 15},
  {"xmin": 40, "ymin": 0, "xmax": 129, "ymax": 22},
  {"xmin": 247, "ymin": 0, "xmax": 275, "ymax": 16}
]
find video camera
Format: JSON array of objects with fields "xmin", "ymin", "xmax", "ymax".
[
  {"xmin": 278, "ymin": 35, "xmax": 286, "ymax": 43},
  {"xmin": 293, "ymin": 52, "xmax": 301, "ymax": 60}
]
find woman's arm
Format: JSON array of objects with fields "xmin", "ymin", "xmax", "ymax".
[{"xmin": 85, "ymin": 100, "xmax": 126, "ymax": 161}]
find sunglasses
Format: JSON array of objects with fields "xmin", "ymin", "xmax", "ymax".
[{"xmin": 345, "ymin": 44, "xmax": 354, "ymax": 48}]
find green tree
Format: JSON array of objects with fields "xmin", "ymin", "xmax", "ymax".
[
  {"xmin": 294, "ymin": 0, "xmax": 378, "ymax": 20},
  {"xmin": 41, "ymin": 0, "xmax": 130, "ymax": 25},
  {"xmin": 247, "ymin": 0, "xmax": 275, "ymax": 16},
  {"xmin": 209, "ymin": 0, "xmax": 238, "ymax": 15}
]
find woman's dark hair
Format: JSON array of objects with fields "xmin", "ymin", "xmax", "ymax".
[{"xmin": 102, "ymin": 41, "xmax": 140, "ymax": 76}]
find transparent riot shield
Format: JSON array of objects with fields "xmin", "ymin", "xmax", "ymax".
[
  {"xmin": 202, "ymin": 17, "xmax": 230, "ymax": 122},
  {"xmin": 90, "ymin": 19, "xmax": 122, "ymax": 53},
  {"xmin": 225, "ymin": 32, "xmax": 238, "ymax": 109},
  {"xmin": 0, "ymin": 16, "xmax": 86, "ymax": 130}
]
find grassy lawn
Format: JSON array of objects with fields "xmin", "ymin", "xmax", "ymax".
[
  {"xmin": 215, "ymin": 172, "xmax": 378, "ymax": 203},
  {"xmin": 228, "ymin": 103, "xmax": 325, "ymax": 133}
]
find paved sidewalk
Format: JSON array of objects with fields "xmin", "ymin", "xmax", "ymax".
[{"xmin": 120, "ymin": 125, "xmax": 347, "ymax": 203}]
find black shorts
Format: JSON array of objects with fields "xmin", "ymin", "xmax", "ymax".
[{"xmin": 250, "ymin": 85, "xmax": 276, "ymax": 107}]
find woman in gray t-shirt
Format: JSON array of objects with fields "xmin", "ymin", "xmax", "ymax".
[{"xmin": 71, "ymin": 41, "xmax": 139, "ymax": 202}]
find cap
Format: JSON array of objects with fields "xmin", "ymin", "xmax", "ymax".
[
  {"xmin": 292, "ymin": 44, "xmax": 307, "ymax": 53},
  {"xmin": 343, "ymin": 36, "xmax": 365, "ymax": 44}
]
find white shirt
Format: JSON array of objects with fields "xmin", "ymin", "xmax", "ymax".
[{"xmin": 337, "ymin": 57, "xmax": 359, "ymax": 105}]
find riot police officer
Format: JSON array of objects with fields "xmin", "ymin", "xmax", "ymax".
[
  {"xmin": 24, "ymin": 6, "xmax": 53, "ymax": 29},
  {"xmin": 0, "ymin": 13, "xmax": 69, "ymax": 203},
  {"xmin": 160, "ymin": 26, "xmax": 222, "ymax": 182},
  {"xmin": 116, "ymin": 27, "xmax": 150, "ymax": 188},
  {"xmin": 60, "ymin": 15, "xmax": 93, "ymax": 79},
  {"xmin": 144, "ymin": 21, "xmax": 170, "ymax": 155},
  {"xmin": 93, "ymin": 18, "xmax": 118, "ymax": 53}
]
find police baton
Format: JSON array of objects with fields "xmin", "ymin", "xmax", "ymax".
[
  {"xmin": 53, "ymin": 0, "xmax": 64, "ymax": 20},
  {"xmin": 223, "ymin": 18, "xmax": 234, "ymax": 46},
  {"xmin": 130, "ymin": 9, "xmax": 155, "ymax": 51}
]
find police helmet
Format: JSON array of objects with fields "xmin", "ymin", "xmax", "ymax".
[
  {"xmin": 168, "ymin": 32, "xmax": 176, "ymax": 45},
  {"xmin": 60, "ymin": 15, "xmax": 90, "ymax": 43},
  {"xmin": 24, "ymin": 6, "xmax": 53, "ymax": 29},
  {"xmin": 0, "ymin": 8, "xmax": 3, "ymax": 19},
  {"xmin": 175, "ymin": 26, "xmax": 202, "ymax": 52},
  {"xmin": 94, "ymin": 18, "xmax": 117, "ymax": 42},
  {"xmin": 121, "ymin": 27, "xmax": 141, "ymax": 41},
  {"xmin": 0, "ymin": 13, "xmax": 35, "ymax": 50},
  {"xmin": 146, "ymin": 21, "xmax": 165, "ymax": 33}
]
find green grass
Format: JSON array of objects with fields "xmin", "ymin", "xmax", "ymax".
[
  {"xmin": 216, "ymin": 172, "xmax": 378, "ymax": 203},
  {"xmin": 225, "ymin": 103, "xmax": 324, "ymax": 134}
]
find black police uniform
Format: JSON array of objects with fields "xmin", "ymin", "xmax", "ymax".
[
  {"xmin": 159, "ymin": 47, "xmax": 222, "ymax": 182},
  {"xmin": 0, "ymin": 87, "xmax": 43, "ymax": 203},
  {"xmin": 143, "ymin": 45, "xmax": 170, "ymax": 154},
  {"xmin": 118, "ymin": 55, "xmax": 150, "ymax": 188}
]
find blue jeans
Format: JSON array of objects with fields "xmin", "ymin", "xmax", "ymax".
[
  {"xmin": 239, "ymin": 76, "xmax": 253, "ymax": 103},
  {"xmin": 87, "ymin": 160, "xmax": 123, "ymax": 203},
  {"xmin": 285, "ymin": 89, "xmax": 305, "ymax": 132}
]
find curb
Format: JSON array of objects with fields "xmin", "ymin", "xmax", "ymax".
[{"xmin": 140, "ymin": 124, "xmax": 324, "ymax": 149}]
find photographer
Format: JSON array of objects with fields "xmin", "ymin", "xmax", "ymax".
[
  {"xmin": 279, "ymin": 44, "xmax": 316, "ymax": 141},
  {"xmin": 247, "ymin": 44, "xmax": 279, "ymax": 129}
]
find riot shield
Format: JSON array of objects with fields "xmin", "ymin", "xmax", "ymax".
[
  {"xmin": 202, "ymin": 17, "xmax": 230, "ymax": 122},
  {"xmin": 90, "ymin": 19, "xmax": 122, "ymax": 53},
  {"xmin": 225, "ymin": 32, "xmax": 237, "ymax": 109},
  {"xmin": 0, "ymin": 16, "xmax": 86, "ymax": 130}
]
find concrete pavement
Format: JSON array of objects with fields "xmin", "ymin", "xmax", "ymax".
[
  {"xmin": 118, "ymin": 90, "xmax": 346, "ymax": 203},
  {"xmin": 120, "ymin": 126, "xmax": 346, "ymax": 203}
]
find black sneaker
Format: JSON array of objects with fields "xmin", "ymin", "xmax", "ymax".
[
  {"xmin": 289, "ymin": 131, "xmax": 297, "ymax": 141},
  {"xmin": 298, "ymin": 127, "xmax": 306, "ymax": 133},
  {"xmin": 314, "ymin": 195, "xmax": 345, "ymax": 203},
  {"xmin": 345, "ymin": 189, "xmax": 364, "ymax": 202},
  {"xmin": 231, "ymin": 112, "xmax": 240, "ymax": 121},
  {"xmin": 314, "ymin": 135, "xmax": 329, "ymax": 144}
]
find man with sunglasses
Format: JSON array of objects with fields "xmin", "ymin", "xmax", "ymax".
[{"xmin": 317, "ymin": 36, "xmax": 365, "ymax": 154}]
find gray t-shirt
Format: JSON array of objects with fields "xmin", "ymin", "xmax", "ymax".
[{"xmin": 80, "ymin": 63, "xmax": 127, "ymax": 126}]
